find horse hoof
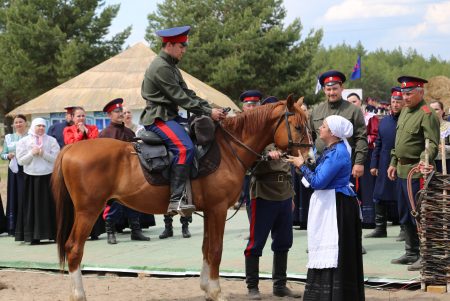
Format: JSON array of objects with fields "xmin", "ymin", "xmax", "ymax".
[
  {"xmin": 205, "ymin": 295, "xmax": 227, "ymax": 301},
  {"xmin": 70, "ymin": 292, "xmax": 87, "ymax": 301}
]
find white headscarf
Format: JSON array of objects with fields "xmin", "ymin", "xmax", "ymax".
[
  {"xmin": 325, "ymin": 115, "xmax": 353, "ymax": 155},
  {"xmin": 28, "ymin": 118, "xmax": 47, "ymax": 147}
]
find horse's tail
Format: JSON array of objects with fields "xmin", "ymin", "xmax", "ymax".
[{"xmin": 51, "ymin": 144, "xmax": 74, "ymax": 271}]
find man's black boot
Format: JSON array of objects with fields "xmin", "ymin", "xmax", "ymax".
[
  {"xmin": 181, "ymin": 216, "xmax": 191, "ymax": 238},
  {"xmin": 105, "ymin": 220, "xmax": 117, "ymax": 244},
  {"xmin": 167, "ymin": 164, "xmax": 196, "ymax": 216},
  {"xmin": 129, "ymin": 217, "xmax": 150, "ymax": 241},
  {"xmin": 396, "ymin": 225, "xmax": 406, "ymax": 241},
  {"xmin": 391, "ymin": 224, "xmax": 419, "ymax": 264},
  {"xmin": 272, "ymin": 252, "xmax": 301, "ymax": 298},
  {"xmin": 159, "ymin": 215, "xmax": 174, "ymax": 239},
  {"xmin": 365, "ymin": 203, "xmax": 387, "ymax": 238},
  {"xmin": 245, "ymin": 255, "xmax": 261, "ymax": 300}
]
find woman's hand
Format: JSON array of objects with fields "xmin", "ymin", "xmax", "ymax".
[
  {"xmin": 31, "ymin": 146, "xmax": 41, "ymax": 156},
  {"xmin": 286, "ymin": 150, "xmax": 305, "ymax": 168},
  {"xmin": 7, "ymin": 152, "xmax": 15, "ymax": 160},
  {"xmin": 77, "ymin": 122, "xmax": 87, "ymax": 133}
]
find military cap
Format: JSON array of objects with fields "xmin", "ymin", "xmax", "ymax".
[
  {"xmin": 397, "ymin": 76, "xmax": 428, "ymax": 92},
  {"xmin": 391, "ymin": 86, "xmax": 403, "ymax": 100},
  {"xmin": 240, "ymin": 90, "xmax": 263, "ymax": 104},
  {"xmin": 319, "ymin": 70, "xmax": 346, "ymax": 87},
  {"xmin": 261, "ymin": 96, "xmax": 278, "ymax": 105},
  {"xmin": 156, "ymin": 26, "xmax": 190, "ymax": 45},
  {"xmin": 64, "ymin": 106, "xmax": 75, "ymax": 114},
  {"xmin": 103, "ymin": 98, "xmax": 124, "ymax": 113}
]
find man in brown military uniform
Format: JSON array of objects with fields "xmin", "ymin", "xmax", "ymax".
[
  {"xmin": 100, "ymin": 98, "xmax": 151, "ymax": 244},
  {"xmin": 388, "ymin": 76, "xmax": 439, "ymax": 270},
  {"xmin": 243, "ymin": 97, "xmax": 301, "ymax": 300}
]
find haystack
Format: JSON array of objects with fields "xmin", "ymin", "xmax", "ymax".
[{"xmin": 425, "ymin": 76, "xmax": 450, "ymax": 112}]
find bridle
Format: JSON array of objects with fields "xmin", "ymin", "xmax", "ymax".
[
  {"xmin": 273, "ymin": 107, "xmax": 313, "ymax": 153},
  {"xmin": 219, "ymin": 105, "xmax": 313, "ymax": 171}
]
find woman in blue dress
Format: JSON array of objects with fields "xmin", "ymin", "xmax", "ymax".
[{"xmin": 287, "ymin": 115, "xmax": 365, "ymax": 301}]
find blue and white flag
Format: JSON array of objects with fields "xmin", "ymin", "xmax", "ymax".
[{"xmin": 314, "ymin": 77, "xmax": 321, "ymax": 94}]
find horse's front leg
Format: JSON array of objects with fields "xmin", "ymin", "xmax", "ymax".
[
  {"xmin": 200, "ymin": 214, "xmax": 210, "ymax": 292},
  {"xmin": 204, "ymin": 207, "xmax": 228, "ymax": 301}
]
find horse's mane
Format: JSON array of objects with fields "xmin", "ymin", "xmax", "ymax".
[
  {"xmin": 222, "ymin": 102, "xmax": 282, "ymax": 135},
  {"xmin": 222, "ymin": 101, "xmax": 307, "ymax": 135}
]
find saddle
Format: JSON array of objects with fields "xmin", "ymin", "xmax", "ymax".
[{"xmin": 133, "ymin": 116, "xmax": 221, "ymax": 186}]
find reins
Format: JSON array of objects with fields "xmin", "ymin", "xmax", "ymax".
[{"xmin": 194, "ymin": 105, "xmax": 311, "ymax": 221}]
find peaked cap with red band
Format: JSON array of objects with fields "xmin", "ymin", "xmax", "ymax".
[
  {"xmin": 239, "ymin": 90, "xmax": 263, "ymax": 104},
  {"xmin": 103, "ymin": 98, "xmax": 123, "ymax": 113},
  {"xmin": 391, "ymin": 86, "xmax": 402, "ymax": 100},
  {"xmin": 319, "ymin": 70, "xmax": 346, "ymax": 87},
  {"xmin": 156, "ymin": 25, "xmax": 190, "ymax": 44},
  {"xmin": 64, "ymin": 106, "xmax": 75, "ymax": 114},
  {"xmin": 397, "ymin": 75, "xmax": 428, "ymax": 92},
  {"xmin": 261, "ymin": 96, "xmax": 279, "ymax": 105}
]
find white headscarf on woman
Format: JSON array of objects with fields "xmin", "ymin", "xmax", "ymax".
[
  {"xmin": 28, "ymin": 117, "xmax": 47, "ymax": 147},
  {"xmin": 325, "ymin": 115, "xmax": 353, "ymax": 155}
]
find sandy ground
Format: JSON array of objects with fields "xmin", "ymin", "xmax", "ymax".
[{"xmin": 0, "ymin": 269, "xmax": 448, "ymax": 301}]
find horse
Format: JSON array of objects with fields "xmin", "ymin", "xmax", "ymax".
[{"xmin": 52, "ymin": 95, "xmax": 312, "ymax": 301}]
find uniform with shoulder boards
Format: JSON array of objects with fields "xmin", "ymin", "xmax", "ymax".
[{"xmin": 388, "ymin": 76, "xmax": 440, "ymax": 271}]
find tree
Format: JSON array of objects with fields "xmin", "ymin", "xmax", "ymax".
[
  {"xmin": 0, "ymin": 0, "xmax": 131, "ymax": 125},
  {"xmin": 145, "ymin": 0, "xmax": 323, "ymax": 104}
]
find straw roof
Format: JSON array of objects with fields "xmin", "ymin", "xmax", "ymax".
[{"xmin": 8, "ymin": 42, "xmax": 239, "ymax": 116}]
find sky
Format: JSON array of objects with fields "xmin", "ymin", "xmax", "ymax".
[{"xmin": 104, "ymin": 0, "xmax": 450, "ymax": 61}]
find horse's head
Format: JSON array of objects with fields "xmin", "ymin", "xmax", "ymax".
[{"xmin": 273, "ymin": 94, "xmax": 313, "ymax": 161}]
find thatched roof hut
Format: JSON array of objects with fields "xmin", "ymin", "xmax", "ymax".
[{"xmin": 7, "ymin": 42, "xmax": 239, "ymax": 116}]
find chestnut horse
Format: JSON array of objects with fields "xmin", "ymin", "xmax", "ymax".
[{"xmin": 52, "ymin": 95, "xmax": 311, "ymax": 301}]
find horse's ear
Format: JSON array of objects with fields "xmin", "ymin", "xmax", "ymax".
[
  {"xmin": 297, "ymin": 96, "xmax": 304, "ymax": 106},
  {"xmin": 286, "ymin": 94, "xmax": 295, "ymax": 111}
]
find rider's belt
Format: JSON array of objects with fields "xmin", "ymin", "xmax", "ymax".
[
  {"xmin": 255, "ymin": 173, "xmax": 291, "ymax": 182},
  {"xmin": 398, "ymin": 158, "xmax": 420, "ymax": 165}
]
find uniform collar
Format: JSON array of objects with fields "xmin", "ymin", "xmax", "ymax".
[
  {"xmin": 328, "ymin": 98, "xmax": 343, "ymax": 109},
  {"xmin": 408, "ymin": 99, "xmax": 426, "ymax": 112},
  {"xmin": 110, "ymin": 122, "xmax": 125, "ymax": 128},
  {"xmin": 160, "ymin": 50, "xmax": 179, "ymax": 65}
]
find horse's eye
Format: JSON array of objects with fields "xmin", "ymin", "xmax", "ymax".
[{"xmin": 295, "ymin": 126, "xmax": 302, "ymax": 131}]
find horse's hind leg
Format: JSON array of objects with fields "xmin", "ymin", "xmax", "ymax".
[
  {"xmin": 67, "ymin": 212, "xmax": 97, "ymax": 301},
  {"xmin": 204, "ymin": 208, "xmax": 227, "ymax": 301}
]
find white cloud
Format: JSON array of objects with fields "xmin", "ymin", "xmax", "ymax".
[
  {"xmin": 424, "ymin": 1, "xmax": 450, "ymax": 34},
  {"xmin": 323, "ymin": 0, "xmax": 414, "ymax": 22}
]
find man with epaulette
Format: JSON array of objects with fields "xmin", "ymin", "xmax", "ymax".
[
  {"xmin": 387, "ymin": 76, "xmax": 439, "ymax": 270},
  {"xmin": 367, "ymin": 87, "xmax": 404, "ymax": 239},
  {"xmin": 141, "ymin": 25, "xmax": 226, "ymax": 215},
  {"xmin": 100, "ymin": 98, "xmax": 151, "ymax": 244},
  {"xmin": 47, "ymin": 106, "xmax": 75, "ymax": 148},
  {"xmin": 310, "ymin": 70, "xmax": 368, "ymax": 178},
  {"xmin": 244, "ymin": 96, "xmax": 301, "ymax": 300}
]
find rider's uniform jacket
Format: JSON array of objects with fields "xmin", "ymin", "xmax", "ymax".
[{"xmin": 140, "ymin": 51, "xmax": 212, "ymax": 126}]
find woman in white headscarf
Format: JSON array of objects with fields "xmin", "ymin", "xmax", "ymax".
[
  {"xmin": 287, "ymin": 115, "xmax": 365, "ymax": 301},
  {"xmin": 15, "ymin": 118, "xmax": 60, "ymax": 244}
]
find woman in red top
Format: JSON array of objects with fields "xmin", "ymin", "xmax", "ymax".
[
  {"xmin": 63, "ymin": 106, "xmax": 102, "ymax": 240},
  {"xmin": 63, "ymin": 107, "xmax": 98, "ymax": 144}
]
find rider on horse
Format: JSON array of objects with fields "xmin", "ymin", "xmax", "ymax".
[{"xmin": 140, "ymin": 25, "xmax": 226, "ymax": 215}]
